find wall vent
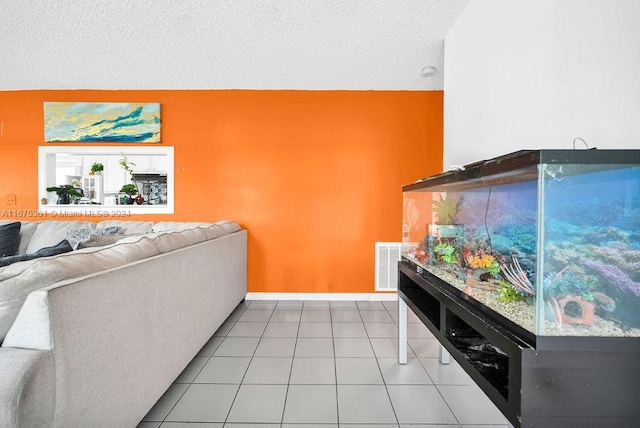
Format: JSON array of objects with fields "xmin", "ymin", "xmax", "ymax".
[{"xmin": 375, "ymin": 242, "xmax": 402, "ymax": 291}]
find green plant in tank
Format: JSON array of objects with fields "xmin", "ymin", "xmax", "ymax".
[
  {"xmin": 487, "ymin": 260, "xmax": 501, "ymax": 276},
  {"xmin": 545, "ymin": 269, "xmax": 596, "ymax": 298},
  {"xmin": 498, "ymin": 280, "xmax": 527, "ymax": 303},
  {"xmin": 432, "ymin": 194, "xmax": 463, "ymax": 225},
  {"xmin": 434, "ymin": 243, "xmax": 458, "ymax": 264},
  {"xmin": 582, "ymin": 292, "xmax": 595, "ymax": 302}
]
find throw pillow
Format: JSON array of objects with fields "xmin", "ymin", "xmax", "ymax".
[
  {"xmin": 0, "ymin": 222, "xmax": 21, "ymax": 257},
  {"xmin": 65, "ymin": 226, "xmax": 122, "ymax": 250},
  {"xmin": 25, "ymin": 220, "xmax": 96, "ymax": 254},
  {"xmin": 0, "ymin": 239, "xmax": 73, "ymax": 268}
]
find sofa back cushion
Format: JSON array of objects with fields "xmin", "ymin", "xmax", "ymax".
[
  {"xmin": 65, "ymin": 226, "xmax": 122, "ymax": 250},
  {"xmin": 25, "ymin": 221, "xmax": 96, "ymax": 254},
  {"xmin": 17, "ymin": 221, "xmax": 40, "ymax": 255},
  {"xmin": 77, "ymin": 234, "xmax": 128, "ymax": 249},
  {"xmin": 150, "ymin": 228, "xmax": 208, "ymax": 254},
  {"xmin": 151, "ymin": 221, "xmax": 213, "ymax": 233},
  {"xmin": 96, "ymin": 220, "xmax": 154, "ymax": 235},
  {"xmin": 203, "ymin": 220, "xmax": 242, "ymax": 240},
  {"xmin": 0, "ymin": 235, "xmax": 160, "ymax": 343}
]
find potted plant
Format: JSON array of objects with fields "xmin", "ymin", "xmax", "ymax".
[
  {"xmin": 119, "ymin": 154, "xmax": 136, "ymax": 183},
  {"xmin": 119, "ymin": 154, "xmax": 144, "ymax": 204},
  {"xmin": 46, "ymin": 185, "xmax": 83, "ymax": 204},
  {"xmin": 90, "ymin": 162, "xmax": 104, "ymax": 175},
  {"xmin": 119, "ymin": 184, "xmax": 138, "ymax": 205}
]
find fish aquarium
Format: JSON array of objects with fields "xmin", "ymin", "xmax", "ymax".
[{"xmin": 402, "ymin": 149, "xmax": 640, "ymax": 338}]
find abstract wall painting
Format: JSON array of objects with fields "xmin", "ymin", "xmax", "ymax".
[{"xmin": 44, "ymin": 102, "xmax": 161, "ymax": 143}]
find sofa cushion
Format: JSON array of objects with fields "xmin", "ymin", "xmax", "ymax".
[
  {"xmin": 77, "ymin": 234, "xmax": 128, "ymax": 249},
  {"xmin": 202, "ymin": 220, "xmax": 242, "ymax": 240},
  {"xmin": 151, "ymin": 221, "xmax": 213, "ymax": 233},
  {"xmin": 25, "ymin": 221, "xmax": 96, "ymax": 254},
  {"xmin": 17, "ymin": 221, "xmax": 40, "ymax": 255},
  {"xmin": 96, "ymin": 220, "xmax": 154, "ymax": 235},
  {"xmin": 150, "ymin": 228, "xmax": 208, "ymax": 254},
  {"xmin": 0, "ymin": 240, "xmax": 73, "ymax": 268},
  {"xmin": 0, "ymin": 222, "xmax": 21, "ymax": 257},
  {"xmin": 65, "ymin": 226, "xmax": 122, "ymax": 250},
  {"xmin": 0, "ymin": 235, "xmax": 160, "ymax": 343}
]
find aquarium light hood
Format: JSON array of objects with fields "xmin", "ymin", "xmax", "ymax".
[{"xmin": 406, "ymin": 149, "xmax": 640, "ymax": 193}]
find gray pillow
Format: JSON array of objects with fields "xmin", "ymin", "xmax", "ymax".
[
  {"xmin": 0, "ymin": 222, "xmax": 21, "ymax": 257},
  {"xmin": 77, "ymin": 234, "xmax": 125, "ymax": 249},
  {"xmin": 65, "ymin": 226, "xmax": 122, "ymax": 250},
  {"xmin": 0, "ymin": 239, "xmax": 73, "ymax": 267}
]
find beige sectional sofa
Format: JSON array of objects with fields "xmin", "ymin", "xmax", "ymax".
[{"xmin": 0, "ymin": 219, "xmax": 247, "ymax": 427}]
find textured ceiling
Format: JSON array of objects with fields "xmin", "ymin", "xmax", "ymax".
[{"xmin": 0, "ymin": 0, "xmax": 469, "ymax": 90}]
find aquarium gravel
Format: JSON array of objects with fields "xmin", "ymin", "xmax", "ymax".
[{"xmin": 426, "ymin": 265, "xmax": 640, "ymax": 337}]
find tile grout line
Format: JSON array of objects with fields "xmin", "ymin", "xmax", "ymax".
[
  {"xmin": 368, "ymin": 304, "xmax": 402, "ymax": 428},
  {"xmin": 222, "ymin": 301, "xmax": 275, "ymax": 425},
  {"xmin": 392, "ymin": 301, "xmax": 464, "ymax": 427},
  {"xmin": 330, "ymin": 301, "xmax": 340, "ymax": 426},
  {"xmin": 155, "ymin": 301, "xmax": 248, "ymax": 425},
  {"xmin": 279, "ymin": 300, "xmax": 303, "ymax": 425},
  {"xmin": 150, "ymin": 300, "xmax": 497, "ymax": 428}
]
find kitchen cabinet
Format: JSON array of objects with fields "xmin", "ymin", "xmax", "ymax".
[
  {"xmin": 104, "ymin": 156, "xmax": 129, "ymax": 193},
  {"xmin": 82, "ymin": 175, "xmax": 104, "ymax": 204},
  {"xmin": 128, "ymin": 155, "xmax": 151, "ymax": 172},
  {"xmin": 129, "ymin": 155, "xmax": 168, "ymax": 172}
]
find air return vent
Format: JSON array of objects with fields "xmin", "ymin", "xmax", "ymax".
[{"xmin": 375, "ymin": 242, "xmax": 402, "ymax": 291}]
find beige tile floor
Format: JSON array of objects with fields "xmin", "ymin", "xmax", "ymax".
[{"xmin": 138, "ymin": 300, "xmax": 511, "ymax": 428}]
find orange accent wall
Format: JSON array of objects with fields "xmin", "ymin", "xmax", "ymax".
[{"xmin": 0, "ymin": 90, "xmax": 443, "ymax": 293}]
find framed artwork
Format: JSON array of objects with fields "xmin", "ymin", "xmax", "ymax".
[{"xmin": 44, "ymin": 102, "xmax": 161, "ymax": 143}]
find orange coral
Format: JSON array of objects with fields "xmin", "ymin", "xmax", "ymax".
[{"xmin": 466, "ymin": 253, "xmax": 495, "ymax": 269}]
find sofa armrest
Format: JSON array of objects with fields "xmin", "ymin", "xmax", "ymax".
[
  {"xmin": 0, "ymin": 347, "xmax": 54, "ymax": 427},
  {"xmin": 3, "ymin": 290, "xmax": 53, "ymax": 351}
]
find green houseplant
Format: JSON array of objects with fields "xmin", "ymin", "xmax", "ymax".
[
  {"xmin": 119, "ymin": 184, "xmax": 138, "ymax": 204},
  {"xmin": 118, "ymin": 154, "xmax": 143, "ymax": 204},
  {"xmin": 119, "ymin": 154, "xmax": 137, "ymax": 187},
  {"xmin": 46, "ymin": 185, "xmax": 83, "ymax": 204},
  {"xmin": 90, "ymin": 162, "xmax": 104, "ymax": 175}
]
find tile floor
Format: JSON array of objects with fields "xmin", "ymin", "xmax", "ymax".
[{"xmin": 138, "ymin": 300, "xmax": 511, "ymax": 428}]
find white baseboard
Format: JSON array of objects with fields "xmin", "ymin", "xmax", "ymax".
[{"xmin": 245, "ymin": 292, "xmax": 398, "ymax": 301}]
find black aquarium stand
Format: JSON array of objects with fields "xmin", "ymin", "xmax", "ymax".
[{"xmin": 398, "ymin": 261, "xmax": 640, "ymax": 428}]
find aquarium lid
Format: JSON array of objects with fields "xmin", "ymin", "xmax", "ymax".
[{"xmin": 404, "ymin": 149, "xmax": 640, "ymax": 192}]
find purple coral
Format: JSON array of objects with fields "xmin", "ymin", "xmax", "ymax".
[
  {"xmin": 579, "ymin": 257, "xmax": 640, "ymax": 298},
  {"xmin": 501, "ymin": 257, "xmax": 535, "ymax": 296}
]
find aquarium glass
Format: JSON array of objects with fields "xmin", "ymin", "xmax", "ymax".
[
  {"xmin": 402, "ymin": 156, "xmax": 640, "ymax": 338},
  {"xmin": 538, "ymin": 163, "xmax": 640, "ymax": 336}
]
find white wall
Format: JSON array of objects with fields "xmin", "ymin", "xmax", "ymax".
[
  {"xmin": 444, "ymin": 0, "xmax": 640, "ymax": 168},
  {"xmin": 0, "ymin": 0, "xmax": 468, "ymax": 91}
]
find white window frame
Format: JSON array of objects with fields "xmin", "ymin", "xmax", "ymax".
[{"xmin": 38, "ymin": 146, "xmax": 174, "ymax": 215}]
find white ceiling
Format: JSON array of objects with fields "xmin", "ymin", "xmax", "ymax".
[{"xmin": 0, "ymin": 0, "xmax": 469, "ymax": 90}]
